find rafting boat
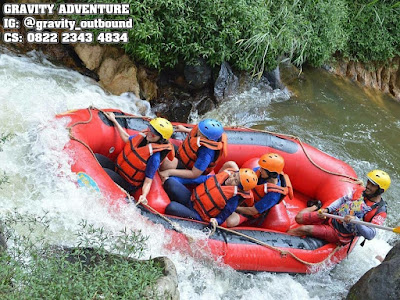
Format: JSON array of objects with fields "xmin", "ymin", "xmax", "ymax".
[{"xmin": 57, "ymin": 107, "xmax": 360, "ymax": 273}]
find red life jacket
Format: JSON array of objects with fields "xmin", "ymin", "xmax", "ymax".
[
  {"xmin": 116, "ymin": 131, "xmax": 174, "ymax": 187},
  {"xmin": 363, "ymin": 199, "xmax": 387, "ymax": 223},
  {"xmin": 243, "ymin": 173, "xmax": 293, "ymax": 207},
  {"xmin": 191, "ymin": 169, "xmax": 252, "ymax": 222},
  {"xmin": 177, "ymin": 125, "xmax": 227, "ymax": 174}
]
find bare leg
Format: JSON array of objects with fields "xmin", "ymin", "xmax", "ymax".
[
  {"xmin": 225, "ymin": 212, "xmax": 241, "ymax": 228},
  {"xmin": 295, "ymin": 206, "xmax": 319, "ymax": 224},
  {"xmin": 287, "ymin": 225, "xmax": 314, "ymax": 236}
]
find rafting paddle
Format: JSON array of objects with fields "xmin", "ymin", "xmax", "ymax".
[{"xmin": 322, "ymin": 212, "xmax": 400, "ymax": 234}]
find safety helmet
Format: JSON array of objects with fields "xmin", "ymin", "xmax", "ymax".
[
  {"xmin": 258, "ymin": 153, "xmax": 284, "ymax": 174},
  {"xmin": 367, "ymin": 170, "xmax": 391, "ymax": 192},
  {"xmin": 239, "ymin": 168, "xmax": 258, "ymax": 191},
  {"xmin": 198, "ymin": 119, "xmax": 224, "ymax": 141},
  {"xmin": 149, "ymin": 118, "xmax": 173, "ymax": 140}
]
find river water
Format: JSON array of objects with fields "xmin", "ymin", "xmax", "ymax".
[{"xmin": 1, "ymin": 51, "xmax": 399, "ymax": 299}]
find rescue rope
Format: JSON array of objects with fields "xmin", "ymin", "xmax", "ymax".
[
  {"xmin": 232, "ymin": 126, "xmax": 363, "ymax": 186},
  {"xmin": 67, "ymin": 107, "xmax": 96, "ymax": 158}
]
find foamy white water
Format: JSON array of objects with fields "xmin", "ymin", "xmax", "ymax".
[{"xmin": 0, "ymin": 51, "xmax": 393, "ymax": 299}]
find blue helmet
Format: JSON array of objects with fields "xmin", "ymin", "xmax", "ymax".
[{"xmin": 198, "ymin": 119, "xmax": 224, "ymax": 141}]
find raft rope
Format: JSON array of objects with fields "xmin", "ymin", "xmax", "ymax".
[
  {"xmin": 64, "ymin": 106, "xmax": 346, "ymax": 267},
  {"xmin": 231, "ymin": 125, "xmax": 363, "ymax": 186},
  {"xmin": 209, "ymin": 223, "xmax": 342, "ymax": 266}
]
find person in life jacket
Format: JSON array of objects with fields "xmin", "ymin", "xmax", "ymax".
[
  {"xmin": 95, "ymin": 112, "xmax": 174, "ymax": 204},
  {"xmin": 225, "ymin": 153, "xmax": 293, "ymax": 227},
  {"xmin": 164, "ymin": 168, "xmax": 258, "ymax": 227},
  {"xmin": 159, "ymin": 118, "xmax": 228, "ymax": 184},
  {"xmin": 287, "ymin": 170, "xmax": 390, "ymax": 245}
]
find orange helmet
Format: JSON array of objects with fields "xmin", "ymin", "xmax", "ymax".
[
  {"xmin": 239, "ymin": 168, "xmax": 258, "ymax": 191},
  {"xmin": 258, "ymin": 153, "xmax": 284, "ymax": 174}
]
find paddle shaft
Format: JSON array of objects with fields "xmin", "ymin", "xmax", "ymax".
[{"xmin": 322, "ymin": 212, "xmax": 396, "ymax": 232}]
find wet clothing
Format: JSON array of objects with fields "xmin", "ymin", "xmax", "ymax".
[
  {"xmin": 304, "ymin": 194, "xmax": 387, "ymax": 244},
  {"xmin": 191, "ymin": 169, "xmax": 252, "ymax": 222},
  {"xmin": 128, "ymin": 135, "xmax": 160, "ymax": 179},
  {"xmin": 176, "ymin": 125, "xmax": 227, "ymax": 175},
  {"xmin": 254, "ymin": 177, "xmax": 282, "ymax": 214},
  {"xmin": 116, "ymin": 132, "xmax": 174, "ymax": 187},
  {"xmin": 194, "ymin": 146, "xmax": 215, "ymax": 172},
  {"xmin": 164, "ymin": 171, "xmax": 245, "ymax": 225},
  {"xmin": 95, "ymin": 153, "xmax": 136, "ymax": 193},
  {"xmin": 242, "ymin": 167, "xmax": 291, "ymax": 217}
]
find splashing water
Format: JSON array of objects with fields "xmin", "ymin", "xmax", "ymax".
[{"xmin": 0, "ymin": 51, "xmax": 397, "ymax": 299}]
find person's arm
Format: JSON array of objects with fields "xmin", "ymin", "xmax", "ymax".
[
  {"xmin": 215, "ymin": 196, "xmax": 240, "ymax": 225},
  {"xmin": 138, "ymin": 177, "xmax": 152, "ymax": 204},
  {"xmin": 325, "ymin": 194, "xmax": 350, "ymax": 213},
  {"xmin": 174, "ymin": 124, "xmax": 192, "ymax": 133},
  {"xmin": 160, "ymin": 147, "xmax": 214, "ymax": 179},
  {"xmin": 162, "ymin": 166, "xmax": 204, "ymax": 179},
  {"xmin": 104, "ymin": 112, "xmax": 130, "ymax": 143},
  {"xmin": 353, "ymin": 211, "xmax": 387, "ymax": 240},
  {"xmin": 169, "ymin": 175, "xmax": 210, "ymax": 185},
  {"xmin": 236, "ymin": 206, "xmax": 259, "ymax": 216},
  {"xmin": 138, "ymin": 153, "xmax": 161, "ymax": 203}
]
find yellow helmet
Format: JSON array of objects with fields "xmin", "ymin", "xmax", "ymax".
[
  {"xmin": 367, "ymin": 170, "xmax": 391, "ymax": 191},
  {"xmin": 149, "ymin": 118, "xmax": 173, "ymax": 140}
]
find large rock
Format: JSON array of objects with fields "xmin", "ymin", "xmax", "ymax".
[
  {"xmin": 184, "ymin": 58, "xmax": 212, "ymax": 90},
  {"xmin": 264, "ymin": 66, "xmax": 285, "ymax": 90},
  {"xmin": 0, "ymin": 225, "xmax": 6, "ymax": 251},
  {"xmin": 146, "ymin": 257, "xmax": 180, "ymax": 300},
  {"xmin": 346, "ymin": 242, "xmax": 400, "ymax": 300},
  {"xmin": 329, "ymin": 56, "xmax": 400, "ymax": 102},
  {"xmin": 214, "ymin": 61, "xmax": 238, "ymax": 102}
]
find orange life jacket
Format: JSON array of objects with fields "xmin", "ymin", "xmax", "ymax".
[
  {"xmin": 115, "ymin": 131, "xmax": 174, "ymax": 187},
  {"xmin": 177, "ymin": 125, "xmax": 228, "ymax": 174},
  {"xmin": 243, "ymin": 173, "xmax": 293, "ymax": 207},
  {"xmin": 191, "ymin": 169, "xmax": 252, "ymax": 222}
]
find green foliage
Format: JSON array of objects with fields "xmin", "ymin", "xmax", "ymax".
[
  {"xmin": 73, "ymin": 0, "xmax": 399, "ymax": 73},
  {"xmin": 78, "ymin": 0, "xmax": 266, "ymax": 69},
  {"xmin": 0, "ymin": 212, "xmax": 163, "ymax": 299},
  {"xmin": 345, "ymin": 0, "xmax": 400, "ymax": 62},
  {"xmin": 237, "ymin": 0, "xmax": 349, "ymax": 76},
  {"xmin": 0, "ymin": 133, "xmax": 12, "ymax": 188}
]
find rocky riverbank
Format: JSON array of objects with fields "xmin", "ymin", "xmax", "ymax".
[{"xmin": 346, "ymin": 241, "xmax": 400, "ymax": 300}]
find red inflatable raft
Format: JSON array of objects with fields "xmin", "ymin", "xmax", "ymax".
[{"xmin": 57, "ymin": 107, "xmax": 360, "ymax": 273}]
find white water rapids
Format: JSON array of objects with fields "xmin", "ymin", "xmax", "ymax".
[{"xmin": 0, "ymin": 51, "xmax": 396, "ymax": 299}]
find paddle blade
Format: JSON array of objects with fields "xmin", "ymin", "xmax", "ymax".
[{"xmin": 393, "ymin": 226, "xmax": 400, "ymax": 234}]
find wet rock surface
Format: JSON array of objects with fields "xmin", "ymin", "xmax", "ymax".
[
  {"xmin": 0, "ymin": 225, "xmax": 6, "ymax": 251},
  {"xmin": 346, "ymin": 241, "xmax": 400, "ymax": 300}
]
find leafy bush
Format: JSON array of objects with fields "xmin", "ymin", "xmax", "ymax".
[
  {"xmin": 71, "ymin": 0, "xmax": 400, "ymax": 72},
  {"xmin": 345, "ymin": 0, "xmax": 400, "ymax": 62},
  {"xmin": 237, "ymin": 0, "xmax": 349, "ymax": 75},
  {"xmin": 0, "ymin": 212, "xmax": 163, "ymax": 299}
]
